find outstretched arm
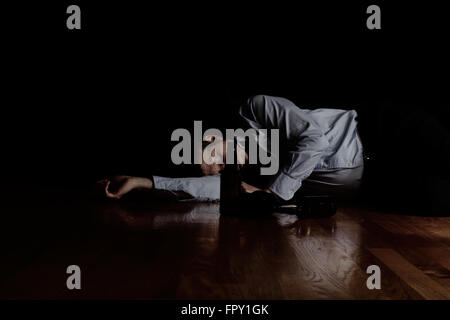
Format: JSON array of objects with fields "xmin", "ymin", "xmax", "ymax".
[{"xmin": 97, "ymin": 175, "xmax": 220, "ymax": 202}]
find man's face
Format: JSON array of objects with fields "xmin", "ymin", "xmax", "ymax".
[{"xmin": 199, "ymin": 139, "xmax": 246, "ymax": 176}]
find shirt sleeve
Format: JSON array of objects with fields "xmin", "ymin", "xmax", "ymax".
[
  {"xmin": 240, "ymin": 95, "xmax": 329, "ymax": 201},
  {"xmin": 152, "ymin": 175, "xmax": 220, "ymax": 202},
  {"xmin": 268, "ymin": 126, "xmax": 329, "ymax": 200}
]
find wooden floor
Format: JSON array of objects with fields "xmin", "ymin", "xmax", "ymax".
[{"xmin": 1, "ymin": 194, "xmax": 450, "ymax": 299}]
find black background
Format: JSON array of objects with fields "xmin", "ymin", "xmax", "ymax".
[{"xmin": 2, "ymin": 1, "xmax": 449, "ymax": 210}]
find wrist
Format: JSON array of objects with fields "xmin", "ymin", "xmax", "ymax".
[{"xmin": 133, "ymin": 177, "xmax": 154, "ymax": 190}]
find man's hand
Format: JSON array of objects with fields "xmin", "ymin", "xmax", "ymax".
[
  {"xmin": 240, "ymin": 181, "xmax": 272, "ymax": 194},
  {"xmin": 97, "ymin": 176, "xmax": 153, "ymax": 200}
]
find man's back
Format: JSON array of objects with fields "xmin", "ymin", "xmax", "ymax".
[
  {"xmin": 239, "ymin": 95, "xmax": 364, "ymax": 172},
  {"xmin": 304, "ymin": 108, "xmax": 363, "ymax": 170}
]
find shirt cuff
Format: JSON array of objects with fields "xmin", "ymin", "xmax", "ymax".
[{"xmin": 268, "ymin": 172, "xmax": 302, "ymax": 201}]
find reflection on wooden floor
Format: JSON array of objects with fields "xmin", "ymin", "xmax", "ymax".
[{"xmin": 1, "ymin": 199, "xmax": 450, "ymax": 299}]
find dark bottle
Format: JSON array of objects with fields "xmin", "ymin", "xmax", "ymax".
[{"xmin": 220, "ymin": 138, "xmax": 242, "ymax": 215}]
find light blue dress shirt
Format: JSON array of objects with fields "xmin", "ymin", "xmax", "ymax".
[
  {"xmin": 154, "ymin": 95, "xmax": 363, "ymax": 201},
  {"xmin": 239, "ymin": 95, "xmax": 363, "ymax": 200}
]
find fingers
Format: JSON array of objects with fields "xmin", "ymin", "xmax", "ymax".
[
  {"xmin": 240, "ymin": 181, "xmax": 251, "ymax": 193},
  {"xmin": 240, "ymin": 181, "xmax": 262, "ymax": 194},
  {"xmin": 104, "ymin": 180, "xmax": 121, "ymax": 199}
]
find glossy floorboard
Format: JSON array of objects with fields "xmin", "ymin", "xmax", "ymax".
[{"xmin": 1, "ymin": 195, "xmax": 450, "ymax": 299}]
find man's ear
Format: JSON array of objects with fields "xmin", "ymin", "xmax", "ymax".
[{"xmin": 204, "ymin": 135, "xmax": 223, "ymax": 142}]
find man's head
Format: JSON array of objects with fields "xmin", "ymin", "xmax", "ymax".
[{"xmin": 198, "ymin": 136, "xmax": 247, "ymax": 176}]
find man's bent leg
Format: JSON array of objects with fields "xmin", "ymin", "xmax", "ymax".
[{"xmin": 296, "ymin": 166, "xmax": 364, "ymax": 199}]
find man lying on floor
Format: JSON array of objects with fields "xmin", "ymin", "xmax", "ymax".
[{"xmin": 98, "ymin": 95, "xmax": 364, "ymax": 203}]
